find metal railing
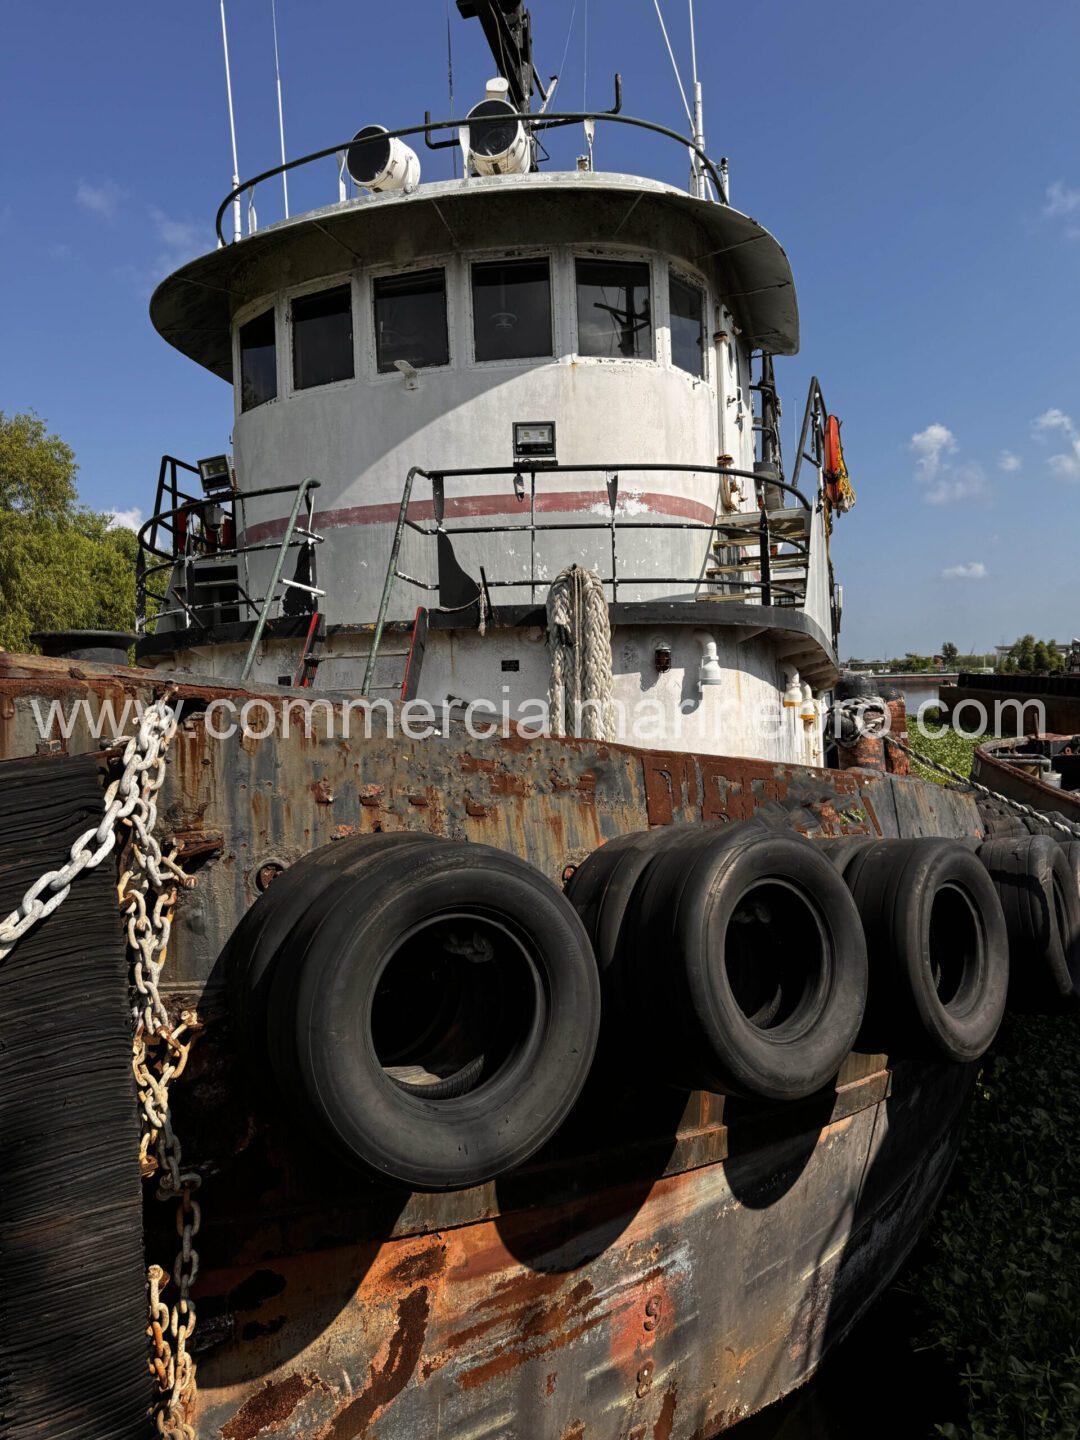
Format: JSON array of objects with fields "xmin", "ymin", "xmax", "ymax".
[
  {"xmin": 214, "ymin": 78, "xmax": 728, "ymax": 245},
  {"xmin": 362, "ymin": 461, "xmax": 811, "ymax": 695},
  {"xmin": 791, "ymin": 376, "xmax": 829, "ymax": 495},
  {"xmin": 136, "ymin": 471, "xmax": 324, "ymax": 664}
]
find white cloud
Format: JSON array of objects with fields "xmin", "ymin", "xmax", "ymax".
[
  {"xmin": 941, "ymin": 562, "xmax": 988, "ymax": 581},
  {"xmin": 106, "ymin": 507, "xmax": 143, "ymax": 532},
  {"xmin": 149, "ymin": 207, "xmax": 204, "ymax": 257},
  {"xmin": 910, "ymin": 423, "xmax": 987, "ymax": 505},
  {"xmin": 910, "ymin": 423, "xmax": 957, "ymax": 482},
  {"xmin": 925, "ymin": 464, "xmax": 986, "ymax": 505},
  {"xmin": 998, "ymin": 450, "xmax": 1021, "ymax": 472},
  {"xmin": 117, "ymin": 208, "xmax": 211, "ymax": 299},
  {"xmin": 1044, "ymin": 181, "xmax": 1080, "ymax": 219},
  {"xmin": 1043, "ymin": 182, "xmax": 1080, "ymax": 240},
  {"xmin": 1032, "ymin": 408, "xmax": 1080, "ymax": 481},
  {"xmin": 76, "ymin": 179, "xmax": 125, "ymax": 220}
]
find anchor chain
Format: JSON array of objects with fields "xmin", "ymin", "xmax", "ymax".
[
  {"xmin": 0, "ymin": 692, "xmax": 203, "ymax": 1436},
  {"xmin": 884, "ymin": 733, "xmax": 1080, "ymax": 840}
]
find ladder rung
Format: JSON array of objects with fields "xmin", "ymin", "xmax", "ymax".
[
  {"xmin": 707, "ymin": 560, "xmax": 807, "ymax": 577},
  {"xmin": 279, "ymin": 579, "xmax": 326, "ymax": 595}
]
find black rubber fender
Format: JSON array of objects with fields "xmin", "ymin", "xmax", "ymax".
[
  {"xmin": 815, "ymin": 835, "xmax": 878, "ymax": 878},
  {"xmin": 1060, "ymin": 840, "xmax": 1080, "ymax": 900},
  {"xmin": 266, "ymin": 840, "xmax": 601, "ymax": 1189},
  {"xmin": 228, "ymin": 831, "xmax": 446, "ymax": 1073},
  {"xmin": 977, "ymin": 835, "xmax": 1080, "ymax": 1008},
  {"xmin": 624, "ymin": 825, "xmax": 868, "ymax": 1101},
  {"xmin": 842, "ymin": 839, "xmax": 1009, "ymax": 1060},
  {"xmin": 565, "ymin": 821, "xmax": 732, "ymax": 979}
]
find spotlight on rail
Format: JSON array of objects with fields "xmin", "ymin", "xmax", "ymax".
[
  {"xmin": 465, "ymin": 77, "xmax": 531, "ymax": 177},
  {"xmin": 345, "ymin": 125, "xmax": 421, "ymax": 193}
]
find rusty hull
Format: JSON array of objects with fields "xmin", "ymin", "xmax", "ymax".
[
  {"xmin": 0, "ymin": 654, "xmax": 985, "ymax": 1438},
  {"xmin": 972, "ymin": 737, "xmax": 1080, "ymax": 828}
]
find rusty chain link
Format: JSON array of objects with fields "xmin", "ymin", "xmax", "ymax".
[
  {"xmin": 0, "ymin": 692, "xmax": 202, "ymax": 1436},
  {"xmin": 884, "ymin": 733, "xmax": 1080, "ymax": 839}
]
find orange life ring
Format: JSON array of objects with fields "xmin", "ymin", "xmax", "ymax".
[
  {"xmin": 824, "ymin": 414, "xmax": 846, "ymax": 508},
  {"xmin": 824, "ymin": 414, "xmax": 843, "ymax": 478}
]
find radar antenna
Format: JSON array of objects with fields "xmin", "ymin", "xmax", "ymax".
[{"xmin": 456, "ymin": 1, "xmax": 544, "ymax": 110}]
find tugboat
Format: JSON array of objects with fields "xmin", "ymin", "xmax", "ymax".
[{"xmin": 1, "ymin": 6, "xmax": 1077, "ymax": 1438}]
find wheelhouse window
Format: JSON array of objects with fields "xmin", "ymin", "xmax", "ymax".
[
  {"xmin": 472, "ymin": 258, "xmax": 553, "ymax": 362},
  {"xmin": 238, "ymin": 309, "xmax": 277, "ymax": 411},
  {"xmin": 669, "ymin": 272, "xmax": 705, "ymax": 378},
  {"xmin": 373, "ymin": 268, "xmax": 449, "ymax": 374},
  {"xmin": 575, "ymin": 258, "xmax": 653, "ymax": 360},
  {"xmin": 291, "ymin": 284, "xmax": 354, "ymax": 390}
]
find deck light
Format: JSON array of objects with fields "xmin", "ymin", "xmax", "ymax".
[
  {"xmin": 695, "ymin": 633, "xmax": 724, "ymax": 689},
  {"xmin": 465, "ymin": 78, "xmax": 531, "ymax": 176},
  {"xmin": 513, "ymin": 421, "xmax": 556, "ymax": 460},
  {"xmin": 345, "ymin": 125, "xmax": 421, "ymax": 193},
  {"xmin": 197, "ymin": 454, "xmax": 233, "ymax": 496}
]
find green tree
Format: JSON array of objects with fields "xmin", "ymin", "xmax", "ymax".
[
  {"xmin": 941, "ymin": 641, "xmax": 959, "ymax": 668},
  {"xmin": 1032, "ymin": 640, "xmax": 1051, "ymax": 672},
  {"xmin": 0, "ymin": 411, "xmax": 138, "ymax": 652},
  {"xmin": 1015, "ymin": 634, "xmax": 1037, "ymax": 671},
  {"xmin": 0, "ymin": 410, "xmax": 78, "ymax": 520}
]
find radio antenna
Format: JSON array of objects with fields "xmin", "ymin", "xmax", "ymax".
[
  {"xmin": 270, "ymin": 0, "xmax": 290, "ymax": 216},
  {"xmin": 688, "ymin": 0, "xmax": 709, "ymax": 199},
  {"xmin": 219, "ymin": 0, "xmax": 242, "ymax": 242}
]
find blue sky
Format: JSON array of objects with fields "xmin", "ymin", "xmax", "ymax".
[{"xmin": 1, "ymin": 0, "xmax": 1078, "ymax": 658}]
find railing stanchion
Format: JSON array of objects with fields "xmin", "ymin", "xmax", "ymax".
[{"xmin": 759, "ymin": 506, "xmax": 772, "ymax": 608}]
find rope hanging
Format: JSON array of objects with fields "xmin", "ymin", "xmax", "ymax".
[{"xmin": 546, "ymin": 564, "xmax": 615, "ymax": 741}]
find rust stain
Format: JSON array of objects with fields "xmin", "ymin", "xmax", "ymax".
[
  {"xmin": 220, "ymin": 1371, "xmax": 315, "ymax": 1440},
  {"xmin": 323, "ymin": 1286, "xmax": 430, "ymax": 1440},
  {"xmin": 561, "ymin": 1424, "xmax": 585, "ymax": 1440},
  {"xmin": 386, "ymin": 1242, "xmax": 448, "ymax": 1285},
  {"xmin": 489, "ymin": 770, "xmax": 530, "ymax": 797},
  {"xmin": 456, "ymin": 1290, "xmax": 603, "ymax": 1391},
  {"xmin": 459, "ymin": 754, "xmax": 497, "ymax": 774},
  {"xmin": 654, "ymin": 1384, "xmax": 678, "ymax": 1440}
]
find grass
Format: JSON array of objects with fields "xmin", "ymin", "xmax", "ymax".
[
  {"xmin": 909, "ymin": 1015, "xmax": 1080, "ymax": 1440},
  {"xmin": 899, "ymin": 718, "xmax": 1080, "ymax": 1439},
  {"xmin": 902, "ymin": 707, "xmax": 986, "ymax": 787}
]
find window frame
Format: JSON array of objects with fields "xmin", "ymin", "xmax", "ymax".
[
  {"xmin": 234, "ymin": 299, "xmax": 281, "ymax": 415},
  {"xmin": 369, "ymin": 261, "xmax": 453, "ymax": 379},
  {"xmin": 286, "ymin": 274, "xmax": 358, "ymax": 396},
  {"xmin": 468, "ymin": 251, "xmax": 556, "ymax": 368},
  {"xmin": 570, "ymin": 249, "xmax": 657, "ymax": 364},
  {"xmin": 667, "ymin": 266, "xmax": 708, "ymax": 382}
]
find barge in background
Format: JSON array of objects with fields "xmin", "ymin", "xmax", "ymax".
[{"xmin": 2, "ymin": 6, "xmax": 1078, "ymax": 1438}]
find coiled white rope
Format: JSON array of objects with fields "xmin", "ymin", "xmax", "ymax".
[{"xmin": 546, "ymin": 564, "xmax": 615, "ymax": 741}]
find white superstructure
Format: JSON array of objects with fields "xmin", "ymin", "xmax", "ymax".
[{"xmin": 137, "ymin": 16, "xmax": 850, "ymax": 765}]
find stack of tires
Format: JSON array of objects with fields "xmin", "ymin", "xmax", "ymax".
[
  {"xmin": 567, "ymin": 822, "xmax": 1014, "ymax": 1097},
  {"xmin": 230, "ymin": 833, "xmax": 600, "ymax": 1190},
  {"xmin": 566, "ymin": 823, "xmax": 870, "ymax": 1100},
  {"xmin": 974, "ymin": 834, "xmax": 1080, "ymax": 1012},
  {"xmin": 229, "ymin": 822, "xmax": 1078, "ymax": 1192}
]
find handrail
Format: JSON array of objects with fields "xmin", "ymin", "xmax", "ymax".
[
  {"xmin": 239, "ymin": 479, "xmax": 320, "ymax": 682},
  {"xmin": 361, "ymin": 460, "xmax": 810, "ymax": 696},
  {"xmin": 136, "ymin": 481, "xmax": 324, "ymax": 560},
  {"xmin": 417, "ymin": 462, "xmax": 811, "ymax": 510},
  {"xmin": 136, "ymin": 477, "xmax": 323, "ymax": 635},
  {"xmin": 215, "ymin": 107, "xmax": 728, "ymax": 245},
  {"xmin": 790, "ymin": 376, "xmax": 828, "ymax": 497}
]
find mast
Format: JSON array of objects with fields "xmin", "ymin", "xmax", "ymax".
[{"xmin": 456, "ymin": 0, "xmax": 541, "ymax": 110}]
